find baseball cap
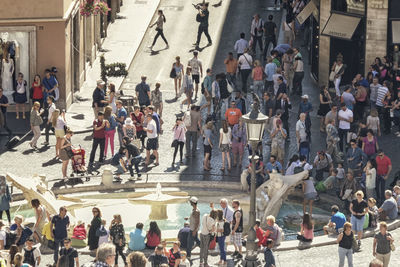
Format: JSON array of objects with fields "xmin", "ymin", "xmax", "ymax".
[
  {"xmin": 189, "ymin": 196, "xmax": 198, "ymax": 204},
  {"xmin": 51, "ymin": 67, "xmax": 58, "ymax": 73},
  {"xmin": 97, "ymin": 79, "xmax": 105, "ymax": 85},
  {"xmin": 301, "ymin": 94, "xmax": 309, "ymax": 99}
]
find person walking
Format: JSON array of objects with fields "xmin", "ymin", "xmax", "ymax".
[
  {"xmin": 136, "ymin": 76, "xmax": 151, "ymax": 107},
  {"xmin": 116, "ymin": 100, "xmax": 128, "ymax": 146},
  {"xmin": 149, "ymin": 10, "xmax": 168, "ymax": 50},
  {"xmin": 188, "ymin": 51, "xmax": 203, "ymax": 100},
  {"xmin": 219, "ymin": 120, "xmax": 232, "ymax": 172},
  {"xmin": 232, "ymin": 120, "xmax": 246, "ymax": 168},
  {"xmin": 264, "ymin": 239, "xmax": 275, "ymax": 267},
  {"xmin": 185, "ymin": 105, "xmax": 201, "ymax": 159},
  {"xmin": 88, "ymin": 112, "xmax": 106, "ymax": 168},
  {"xmin": 264, "ymin": 57, "xmax": 277, "ymax": 93},
  {"xmin": 144, "ymin": 113, "xmax": 159, "ymax": 168},
  {"xmin": 194, "ymin": 2, "xmax": 212, "ymax": 48},
  {"xmin": 338, "ymin": 103, "xmax": 353, "ymax": 151},
  {"xmin": 50, "ymin": 206, "xmax": 70, "ymax": 265},
  {"xmin": 224, "ymin": 53, "xmax": 238, "ymax": 85},
  {"xmin": 373, "ymin": 222, "xmax": 394, "ymax": 267},
  {"xmin": 250, "ymin": 14, "xmax": 264, "ymax": 55},
  {"xmin": 238, "ymin": 48, "xmax": 253, "ymax": 95},
  {"xmin": 59, "ymin": 129, "xmax": 74, "ymax": 180},
  {"xmin": 104, "ymin": 106, "xmax": 117, "ymax": 158},
  {"xmin": 331, "ymin": 58, "xmax": 346, "ymax": 97},
  {"xmin": 171, "ymin": 118, "xmax": 186, "ymax": 167},
  {"xmin": 282, "ymin": 49, "xmax": 294, "ymax": 94},
  {"xmin": 109, "ymin": 214, "xmax": 127, "ymax": 267},
  {"xmin": 263, "ymin": 15, "xmax": 277, "ymax": 61},
  {"xmin": 0, "ymin": 176, "xmax": 11, "ymax": 225},
  {"xmin": 181, "ymin": 67, "xmax": 194, "ymax": 111},
  {"xmin": 203, "ymin": 121, "xmax": 213, "ymax": 171},
  {"xmin": 337, "ymin": 222, "xmax": 354, "ymax": 267},
  {"xmin": 30, "ymin": 199, "xmax": 49, "ymax": 243},
  {"xmin": 252, "ymin": 60, "xmax": 264, "ymax": 98},
  {"xmin": 171, "ymin": 56, "xmax": 184, "ymax": 98},
  {"xmin": 52, "ymin": 109, "xmax": 66, "ymax": 159},
  {"xmin": 350, "ymin": 191, "xmax": 368, "ymax": 250},
  {"xmin": 88, "ymin": 207, "xmax": 102, "ymax": 251},
  {"xmin": 92, "ymin": 79, "xmax": 107, "ymax": 117},
  {"xmin": 29, "ymin": 102, "xmax": 43, "ymax": 150},
  {"xmin": 199, "ymin": 210, "xmax": 216, "ymax": 267},
  {"xmin": 185, "ymin": 197, "xmax": 200, "ymax": 262},
  {"xmin": 293, "ymin": 55, "xmax": 304, "ymax": 95},
  {"xmin": 234, "ymin": 33, "xmax": 248, "ymax": 59}
]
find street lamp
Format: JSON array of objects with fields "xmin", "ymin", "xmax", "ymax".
[{"xmin": 241, "ymin": 95, "xmax": 268, "ymax": 266}]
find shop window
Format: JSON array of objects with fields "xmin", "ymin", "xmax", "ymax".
[{"xmin": 332, "ymin": 0, "xmax": 365, "ymax": 16}]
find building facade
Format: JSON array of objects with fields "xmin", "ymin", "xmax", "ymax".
[
  {"xmin": 0, "ymin": 0, "xmax": 105, "ymax": 109},
  {"xmin": 305, "ymin": 0, "xmax": 400, "ymax": 87}
]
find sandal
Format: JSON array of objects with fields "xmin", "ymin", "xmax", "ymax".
[{"xmin": 220, "ymin": 168, "xmax": 225, "ymax": 171}]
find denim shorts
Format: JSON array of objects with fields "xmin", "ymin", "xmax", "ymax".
[{"xmin": 350, "ymin": 214, "xmax": 365, "ymax": 232}]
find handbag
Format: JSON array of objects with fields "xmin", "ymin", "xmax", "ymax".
[
  {"xmin": 170, "ymin": 68, "xmax": 177, "ymax": 79},
  {"xmin": 65, "ymin": 147, "xmax": 74, "ymax": 159},
  {"xmin": 390, "ymin": 242, "xmax": 395, "ymax": 252},
  {"xmin": 329, "ymin": 71, "xmax": 336, "ymax": 82},
  {"xmin": 171, "ymin": 127, "xmax": 183, "ymax": 148},
  {"xmin": 226, "ymin": 79, "xmax": 234, "ymax": 93}
]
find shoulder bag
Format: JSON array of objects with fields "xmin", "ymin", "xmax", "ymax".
[
  {"xmin": 170, "ymin": 67, "xmax": 177, "ymax": 79},
  {"xmin": 171, "ymin": 127, "xmax": 183, "ymax": 148}
]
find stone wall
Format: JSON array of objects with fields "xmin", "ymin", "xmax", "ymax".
[{"xmin": 318, "ymin": 0, "xmax": 331, "ymax": 86}]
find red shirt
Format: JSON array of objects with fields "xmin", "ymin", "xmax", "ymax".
[
  {"xmin": 376, "ymin": 155, "xmax": 391, "ymax": 176},
  {"xmin": 131, "ymin": 112, "xmax": 144, "ymax": 132},
  {"xmin": 93, "ymin": 119, "xmax": 105, "ymax": 139},
  {"xmin": 225, "ymin": 108, "xmax": 242, "ymax": 126},
  {"xmin": 256, "ymin": 227, "xmax": 264, "ymax": 247},
  {"xmin": 146, "ymin": 232, "xmax": 160, "ymax": 247},
  {"xmin": 32, "ymin": 82, "xmax": 43, "ymax": 99}
]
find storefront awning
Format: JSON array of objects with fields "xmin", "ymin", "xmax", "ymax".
[
  {"xmin": 296, "ymin": 0, "xmax": 317, "ymax": 25},
  {"xmin": 392, "ymin": 21, "xmax": 400, "ymax": 44},
  {"xmin": 321, "ymin": 13, "xmax": 361, "ymax": 40}
]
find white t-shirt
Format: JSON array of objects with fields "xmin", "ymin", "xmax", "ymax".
[
  {"xmin": 146, "ymin": 119, "xmax": 158, "ymax": 139},
  {"xmin": 48, "ymin": 103, "xmax": 56, "ymax": 121},
  {"xmin": 366, "ymin": 167, "xmax": 376, "ymax": 189},
  {"xmin": 338, "ymin": 109, "xmax": 353, "ymax": 130},
  {"xmin": 55, "ymin": 117, "xmax": 66, "ymax": 130},
  {"xmin": 200, "ymin": 214, "xmax": 215, "ymax": 235},
  {"xmin": 0, "ymin": 229, "xmax": 5, "ymax": 242},
  {"xmin": 220, "ymin": 128, "xmax": 231, "ymax": 145},
  {"xmin": 296, "ymin": 120, "xmax": 307, "ymax": 142},
  {"xmin": 188, "ymin": 57, "xmax": 202, "ymax": 75},
  {"xmin": 238, "ymin": 53, "xmax": 253, "ymax": 70}
]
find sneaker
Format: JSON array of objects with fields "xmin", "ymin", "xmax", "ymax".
[{"xmin": 42, "ymin": 141, "xmax": 49, "ymax": 146}]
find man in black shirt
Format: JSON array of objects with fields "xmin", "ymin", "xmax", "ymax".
[
  {"xmin": 148, "ymin": 245, "xmax": 169, "ymax": 267},
  {"xmin": 194, "ymin": 2, "xmax": 212, "ymax": 47},
  {"xmin": 263, "ymin": 92, "xmax": 274, "ymax": 118},
  {"xmin": 92, "ymin": 79, "xmax": 107, "ymax": 117},
  {"xmin": 0, "ymin": 88, "xmax": 12, "ymax": 137},
  {"xmin": 123, "ymin": 137, "xmax": 142, "ymax": 179},
  {"xmin": 263, "ymin": 15, "xmax": 277, "ymax": 61},
  {"xmin": 178, "ymin": 222, "xmax": 190, "ymax": 249},
  {"xmin": 59, "ymin": 238, "xmax": 79, "ymax": 267}
]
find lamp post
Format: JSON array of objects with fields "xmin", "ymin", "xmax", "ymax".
[{"xmin": 241, "ymin": 94, "xmax": 268, "ymax": 266}]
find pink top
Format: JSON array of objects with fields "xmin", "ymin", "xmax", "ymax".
[
  {"xmin": 253, "ymin": 66, "xmax": 264, "ymax": 81},
  {"xmin": 302, "ymin": 224, "xmax": 314, "ymax": 240},
  {"xmin": 363, "ymin": 136, "xmax": 377, "ymax": 155},
  {"xmin": 173, "ymin": 125, "xmax": 186, "ymax": 142}
]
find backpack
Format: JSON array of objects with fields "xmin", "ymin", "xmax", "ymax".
[
  {"xmin": 294, "ymin": 163, "xmax": 306, "ymax": 174},
  {"xmin": 96, "ymin": 226, "xmax": 108, "ymax": 237},
  {"xmin": 23, "ymin": 247, "xmax": 36, "ymax": 266},
  {"xmin": 223, "ymin": 221, "xmax": 231, "ymax": 236},
  {"xmin": 4, "ymin": 229, "xmax": 17, "ymax": 249},
  {"xmin": 183, "ymin": 111, "xmax": 191, "ymax": 127}
]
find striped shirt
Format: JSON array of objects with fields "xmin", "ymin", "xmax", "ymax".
[{"xmin": 376, "ymin": 86, "xmax": 388, "ymax": 107}]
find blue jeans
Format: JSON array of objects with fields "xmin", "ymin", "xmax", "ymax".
[
  {"xmin": 338, "ymin": 246, "xmax": 353, "ymax": 267},
  {"xmin": 186, "ymin": 230, "xmax": 200, "ymax": 258},
  {"xmin": 217, "ymin": 236, "xmax": 226, "ymax": 261},
  {"xmin": 53, "ymin": 238, "xmax": 64, "ymax": 263},
  {"xmin": 376, "ymin": 175, "xmax": 386, "ymax": 205},
  {"xmin": 128, "ymin": 156, "xmax": 142, "ymax": 176}
]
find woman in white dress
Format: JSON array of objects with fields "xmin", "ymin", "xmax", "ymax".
[
  {"xmin": 1, "ymin": 56, "xmax": 14, "ymax": 98},
  {"xmin": 108, "ymin": 83, "xmax": 117, "ymax": 114}
]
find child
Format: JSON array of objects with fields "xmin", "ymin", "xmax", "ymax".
[
  {"xmin": 264, "ymin": 239, "xmax": 276, "ymax": 267},
  {"xmin": 368, "ymin": 198, "xmax": 379, "ymax": 228},
  {"xmin": 59, "ymin": 238, "xmax": 79, "ymax": 267},
  {"xmin": 111, "ymin": 147, "xmax": 127, "ymax": 181},
  {"xmin": 179, "ymin": 251, "xmax": 190, "ymax": 267},
  {"xmin": 23, "ymin": 238, "xmax": 41, "ymax": 267},
  {"xmin": 336, "ymin": 163, "xmax": 345, "ymax": 189},
  {"xmin": 97, "ymin": 219, "xmax": 109, "ymax": 247}
]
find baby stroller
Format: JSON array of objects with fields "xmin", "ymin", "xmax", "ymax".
[{"xmin": 70, "ymin": 146, "xmax": 89, "ymax": 183}]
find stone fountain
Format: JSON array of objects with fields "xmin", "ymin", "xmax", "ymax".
[
  {"xmin": 128, "ymin": 183, "xmax": 189, "ymax": 220},
  {"xmin": 255, "ymin": 170, "xmax": 309, "ymax": 226}
]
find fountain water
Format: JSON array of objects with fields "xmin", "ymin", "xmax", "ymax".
[{"xmin": 128, "ymin": 182, "xmax": 189, "ymax": 204}]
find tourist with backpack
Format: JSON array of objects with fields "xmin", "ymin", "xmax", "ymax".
[{"xmin": 23, "ymin": 238, "xmax": 41, "ymax": 267}]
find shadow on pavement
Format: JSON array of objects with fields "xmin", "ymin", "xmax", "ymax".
[{"xmin": 42, "ymin": 158, "xmax": 61, "ymax": 167}]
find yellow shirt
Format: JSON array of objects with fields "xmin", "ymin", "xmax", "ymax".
[{"xmin": 42, "ymin": 221, "xmax": 54, "ymax": 241}]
